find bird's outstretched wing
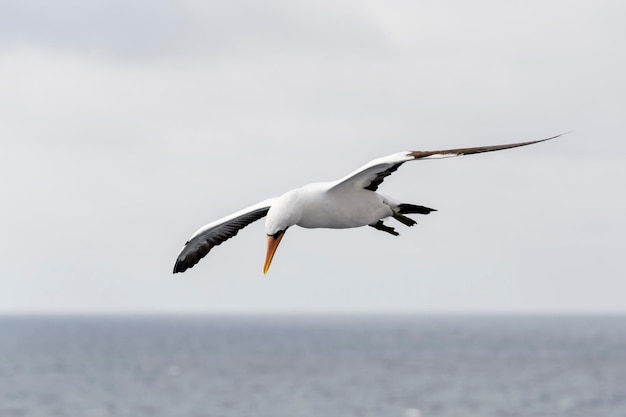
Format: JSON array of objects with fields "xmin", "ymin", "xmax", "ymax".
[
  {"xmin": 329, "ymin": 134, "xmax": 564, "ymax": 192},
  {"xmin": 173, "ymin": 198, "xmax": 276, "ymax": 273}
]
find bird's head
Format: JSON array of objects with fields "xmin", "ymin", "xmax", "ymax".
[{"xmin": 263, "ymin": 194, "xmax": 300, "ymax": 274}]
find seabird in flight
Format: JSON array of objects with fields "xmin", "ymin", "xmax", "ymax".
[{"xmin": 173, "ymin": 134, "xmax": 562, "ymax": 274}]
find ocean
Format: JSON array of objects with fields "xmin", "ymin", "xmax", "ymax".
[{"xmin": 0, "ymin": 315, "xmax": 624, "ymax": 417}]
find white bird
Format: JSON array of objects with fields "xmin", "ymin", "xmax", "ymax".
[{"xmin": 174, "ymin": 134, "xmax": 562, "ymax": 274}]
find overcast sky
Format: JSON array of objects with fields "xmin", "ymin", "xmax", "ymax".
[{"xmin": 1, "ymin": 0, "xmax": 625, "ymax": 314}]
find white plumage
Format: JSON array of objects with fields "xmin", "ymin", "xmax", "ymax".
[{"xmin": 174, "ymin": 134, "xmax": 562, "ymax": 274}]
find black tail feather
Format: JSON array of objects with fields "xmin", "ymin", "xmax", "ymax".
[
  {"xmin": 392, "ymin": 212, "xmax": 417, "ymax": 227},
  {"xmin": 397, "ymin": 203, "xmax": 437, "ymax": 215}
]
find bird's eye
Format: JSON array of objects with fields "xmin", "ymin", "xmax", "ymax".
[{"xmin": 268, "ymin": 229, "xmax": 285, "ymax": 239}]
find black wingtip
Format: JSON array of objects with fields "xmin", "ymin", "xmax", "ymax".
[
  {"xmin": 541, "ymin": 131, "xmax": 571, "ymax": 142},
  {"xmin": 173, "ymin": 259, "xmax": 189, "ymax": 274}
]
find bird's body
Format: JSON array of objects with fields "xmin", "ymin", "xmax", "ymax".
[
  {"xmin": 173, "ymin": 134, "xmax": 563, "ymax": 274},
  {"xmin": 269, "ymin": 182, "xmax": 392, "ymax": 230}
]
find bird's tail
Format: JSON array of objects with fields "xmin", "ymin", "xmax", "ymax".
[
  {"xmin": 397, "ymin": 203, "xmax": 437, "ymax": 215},
  {"xmin": 389, "ymin": 203, "xmax": 437, "ymax": 227},
  {"xmin": 371, "ymin": 203, "xmax": 437, "ymax": 234}
]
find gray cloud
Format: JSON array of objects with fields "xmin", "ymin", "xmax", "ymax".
[{"xmin": 0, "ymin": 0, "xmax": 186, "ymax": 58}]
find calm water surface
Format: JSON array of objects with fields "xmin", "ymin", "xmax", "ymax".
[{"xmin": 0, "ymin": 315, "xmax": 625, "ymax": 417}]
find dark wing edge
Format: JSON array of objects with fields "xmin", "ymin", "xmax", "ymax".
[
  {"xmin": 409, "ymin": 133, "xmax": 567, "ymax": 159},
  {"xmin": 327, "ymin": 152, "xmax": 416, "ymax": 193},
  {"xmin": 173, "ymin": 200, "xmax": 274, "ymax": 274},
  {"xmin": 329, "ymin": 132, "xmax": 566, "ymax": 193},
  {"xmin": 363, "ymin": 162, "xmax": 405, "ymax": 191}
]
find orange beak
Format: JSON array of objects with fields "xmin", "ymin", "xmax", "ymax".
[{"xmin": 263, "ymin": 232, "xmax": 285, "ymax": 274}]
